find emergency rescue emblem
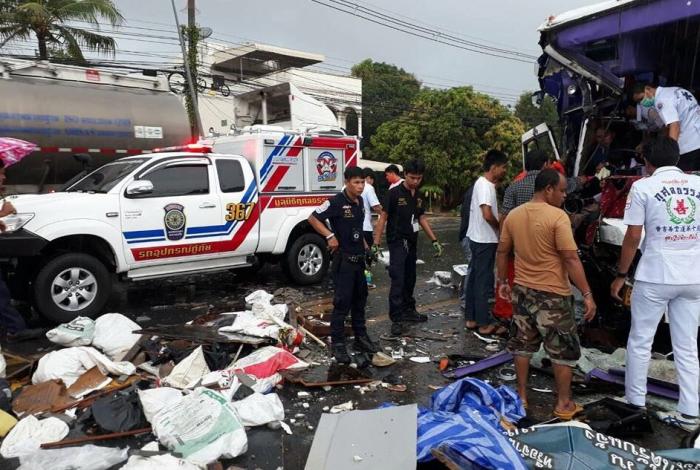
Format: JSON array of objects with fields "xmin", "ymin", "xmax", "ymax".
[
  {"xmin": 164, "ymin": 203, "xmax": 186, "ymax": 240},
  {"xmin": 666, "ymin": 196, "xmax": 696, "ymax": 225},
  {"xmin": 316, "ymin": 151, "xmax": 337, "ymax": 182}
]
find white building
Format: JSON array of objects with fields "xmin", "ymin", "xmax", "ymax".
[{"xmin": 189, "ymin": 42, "xmax": 362, "ymax": 138}]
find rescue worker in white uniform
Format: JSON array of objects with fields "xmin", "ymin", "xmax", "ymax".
[
  {"xmin": 611, "ymin": 136, "xmax": 700, "ymax": 431},
  {"xmin": 633, "ymin": 82, "xmax": 700, "ymax": 171}
]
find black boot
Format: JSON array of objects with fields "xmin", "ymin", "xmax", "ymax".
[
  {"xmin": 401, "ymin": 309, "xmax": 428, "ymax": 323},
  {"xmin": 354, "ymin": 334, "xmax": 379, "ymax": 353},
  {"xmin": 390, "ymin": 322, "xmax": 408, "ymax": 337},
  {"xmin": 332, "ymin": 343, "xmax": 351, "ymax": 364}
]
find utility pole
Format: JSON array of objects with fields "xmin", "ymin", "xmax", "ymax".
[{"xmin": 171, "ymin": 0, "xmax": 202, "ymax": 138}]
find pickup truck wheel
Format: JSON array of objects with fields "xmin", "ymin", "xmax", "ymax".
[
  {"xmin": 33, "ymin": 253, "xmax": 111, "ymax": 324},
  {"xmin": 284, "ymin": 233, "xmax": 329, "ymax": 285}
]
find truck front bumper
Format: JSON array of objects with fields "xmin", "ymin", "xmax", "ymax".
[{"xmin": 0, "ymin": 229, "xmax": 48, "ymax": 258}]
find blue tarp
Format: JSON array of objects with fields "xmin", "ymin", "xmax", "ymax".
[{"xmin": 416, "ymin": 377, "xmax": 527, "ymax": 469}]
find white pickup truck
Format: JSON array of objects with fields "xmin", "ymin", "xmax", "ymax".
[{"xmin": 1, "ymin": 129, "xmax": 359, "ymax": 323}]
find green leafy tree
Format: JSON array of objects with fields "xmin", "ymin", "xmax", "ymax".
[
  {"xmin": 514, "ymin": 91, "xmax": 560, "ymax": 139},
  {"xmin": 371, "ymin": 87, "xmax": 524, "ymax": 207},
  {"xmin": 351, "ymin": 59, "xmax": 420, "ymax": 156},
  {"xmin": 0, "ymin": 0, "xmax": 123, "ymax": 62}
]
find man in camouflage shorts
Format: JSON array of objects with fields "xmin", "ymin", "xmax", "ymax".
[
  {"xmin": 497, "ymin": 170, "xmax": 596, "ymax": 419},
  {"xmin": 509, "ymin": 285, "xmax": 581, "ymax": 365}
]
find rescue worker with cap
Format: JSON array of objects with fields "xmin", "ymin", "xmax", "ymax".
[
  {"xmin": 372, "ymin": 159, "xmax": 443, "ymax": 336},
  {"xmin": 611, "ymin": 136, "xmax": 700, "ymax": 431},
  {"xmin": 633, "ymin": 82, "xmax": 700, "ymax": 171},
  {"xmin": 308, "ymin": 166, "xmax": 378, "ymax": 364}
]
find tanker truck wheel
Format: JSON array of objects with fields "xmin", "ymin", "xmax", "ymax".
[
  {"xmin": 283, "ymin": 233, "xmax": 329, "ymax": 285},
  {"xmin": 33, "ymin": 253, "xmax": 111, "ymax": 324}
]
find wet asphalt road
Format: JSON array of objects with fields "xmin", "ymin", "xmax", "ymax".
[{"xmin": 3, "ymin": 217, "xmax": 687, "ymax": 469}]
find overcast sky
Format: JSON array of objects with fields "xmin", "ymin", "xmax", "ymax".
[{"xmin": 11, "ymin": 0, "xmax": 598, "ymax": 104}]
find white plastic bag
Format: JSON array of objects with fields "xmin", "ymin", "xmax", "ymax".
[
  {"xmin": 219, "ymin": 311, "xmax": 281, "ymax": 339},
  {"xmin": 92, "ymin": 313, "xmax": 141, "ymax": 361},
  {"xmin": 162, "ymin": 346, "xmax": 211, "ymax": 389},
  {"xmin": 137, "ymin": 387, "xmax": 182, "ymax": 424},
  {"xmin": 18, "ymin": 444, "xmax": 128, "ymax": 470},
  {"xmin": 45, "ymin": 316, "xmax": 95, "ymax": 347},
  {"xmin": 232, "ymin": 393, "xmax": 284, "ymax": 427},
  {"xmin": 0, "ymin": 415, "xmax": 69, "ymax": 458},
  {"xmin": 245, "ymin": 289, "xmax": 274, "ymax": 306},
  {"xmin": 32, "ymin": 346, "xmax": 136, "ymax": 387},
  {"xmin": 120, "ymin": 452, "xmax": 199, "ymax": 470},
  {"xmin": 152, "ymin": 387, "xmax": 247, "ymax": 465}
]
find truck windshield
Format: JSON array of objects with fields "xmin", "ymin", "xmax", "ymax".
[{"xmin": 66, "ymin": 159, "xmax": 148, "ymax": 193}]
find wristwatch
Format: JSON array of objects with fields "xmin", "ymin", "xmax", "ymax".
[{"xmin": 325, "ymin": 233, "xmax": 336, "ymax": 240}]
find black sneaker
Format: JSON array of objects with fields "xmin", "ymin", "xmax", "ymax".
[
  {"xmin": 354, "ymin": 334, "xmax": 379, "ymax": 353},
  {"xmin": 390, "ymin": 322, "xmax": 408, "ymax": 336},
  {"xmin": 6, "ymin": 328, "xmax": 47, "ymax": 342},
  {"xmin": 332, "ymin": 343, "xmax": 351, "ymax": 364},
  {"xmin": 401, "ymin": 309, "xmax": 428, "ymax": 323}
]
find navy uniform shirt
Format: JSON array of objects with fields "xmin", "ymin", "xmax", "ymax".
[
  {"xmin": 311, "ymin": 190, "xmax": 365, "ymax": 255},
  {"xmin": 383, "ymin": 183, "xmax": 425, "ymax": 243}
]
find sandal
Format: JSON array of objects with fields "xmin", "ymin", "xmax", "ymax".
[
  {"xmin": 553, "ymin": 403, "xmax": 584, "ymax": 421},
  {"xmin": 478, "ymin": 324, "xmax": 498, "ymax": 335}
]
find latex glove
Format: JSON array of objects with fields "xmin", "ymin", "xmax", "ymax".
[{"xmin": 432, "ymin": 240, "xmax": 444, "ymax": 257}]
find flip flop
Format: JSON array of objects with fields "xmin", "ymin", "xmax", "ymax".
[
  {"xmin": 553, "ymin": 403, "xmax": 584, "ymax": 421},
  {"xmin": 478, "ymin": 325, "xmax": 498, "ymax": 335}
]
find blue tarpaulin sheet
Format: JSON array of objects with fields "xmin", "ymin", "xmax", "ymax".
[{"xmin": 416, "ymin": 377, "xmax": 527, "ymax": 469}]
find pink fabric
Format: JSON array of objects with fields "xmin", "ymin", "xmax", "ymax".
[{"xmin": 0, "ymin": 138, "xmax": 37, "ymax": 167}]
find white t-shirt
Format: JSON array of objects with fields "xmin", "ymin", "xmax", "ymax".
[
  {"xmin": 388, "ymin": 178, "xmax": 404, "ymax": 189},
  {"xmin": 624, "ymin": 166, "xmax": 700, "ymax": 284},
  {"xmin": 361, "ymin": 183, "xmax": 380, "ymax": 232},
  {"xmin": 654, "ymin": 86, "xmax": 700, "ymax": 155},
  {"xmin": 466, "ymin": 176, "xmax": 499, "ymax": 243}
]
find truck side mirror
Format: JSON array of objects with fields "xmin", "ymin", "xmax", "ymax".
[{"xmin": 126, "ymin": 180, "xmax": 154, "ymax": 196}]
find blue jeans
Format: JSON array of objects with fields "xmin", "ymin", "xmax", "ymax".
[{"xmin": 464, "ymin": 240, "xmax": 497, "ymax": 326}]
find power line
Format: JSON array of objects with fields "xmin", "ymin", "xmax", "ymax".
[{"xmin": 309, "ymin": 0, "xmax": 535, "ymax": 64}]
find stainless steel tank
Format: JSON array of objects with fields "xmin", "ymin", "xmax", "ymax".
[{"xmin": 0, "ymin": 75, "xmax": 191, "ymax": 191}]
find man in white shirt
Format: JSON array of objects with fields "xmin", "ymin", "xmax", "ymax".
[
  {"xmin": 361, "ymin": 168, "xmax": 382, "ymax": 247},
  {"xmin": 633, "ymin": 83, "xmax": 700, "ymax": 171},
  {"xmin": 464, "ymin": 150, "xmax": 508, "ymax": 334},
  {"xmin": 385, "ymin": 164, "xmax": 404, "ymax": 189},
  {"xmin": 611, "ymin": 136, "xmax": 700, "ymax": 431}
]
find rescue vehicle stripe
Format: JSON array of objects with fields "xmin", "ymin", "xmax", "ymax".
[
  {"xmin": 124, "ymin": 229, "xmax": 165, "ymax": 240},
  {"xmin": 259, "ymin": 134, "xmax": 292, "ymax": 183},
  {"xmin": 262, "ymin": 140, "xmax": 303, "ymax": 193},
  {"xmin": 127, "ymin": 237, "xmax": 166, "ymax": 244}
]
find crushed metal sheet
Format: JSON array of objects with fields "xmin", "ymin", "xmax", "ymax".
[{"xmin": 305, "ymin": 404, "xmax": 417, "ymax": 470}]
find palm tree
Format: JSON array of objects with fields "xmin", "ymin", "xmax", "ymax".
[{"xmin": 0, "ymin": 0, "xmax": 123, "ymax": 62}]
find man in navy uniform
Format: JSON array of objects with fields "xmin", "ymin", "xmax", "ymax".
[
  {"xmin": 373, "ymin": 159, "xmax": 443, "ymax": 336},
  {"xmin": 308, "ymin": 166, "xmax": 378, "ymax": 363}
]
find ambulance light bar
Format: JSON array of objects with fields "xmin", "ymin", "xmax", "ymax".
[{"xmin": 152, "ymin": 143, "xmax": 213, "ymax": 154}]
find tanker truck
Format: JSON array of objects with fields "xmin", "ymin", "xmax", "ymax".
[{"xmin": 0, "ymin": 57, "xmax": 191, "ymax": 193}]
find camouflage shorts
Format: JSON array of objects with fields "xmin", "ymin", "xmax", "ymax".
[{"xmin": 506, "ymin": 284, "xmax": 581, "ymax": 366}]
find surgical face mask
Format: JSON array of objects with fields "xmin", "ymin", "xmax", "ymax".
[{"xmin": 641, "ymin": 96, "xmax": 655, "ymax": 108}]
